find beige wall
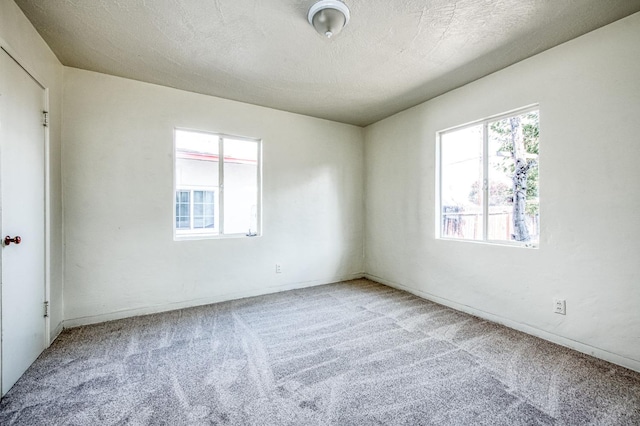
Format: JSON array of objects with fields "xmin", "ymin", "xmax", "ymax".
[
  {"xmin": 62, "ymin": 68, "xmax": 364, "ymax": 325},
  {"xmin": 0, "ymin": 0, "xmax": 65, "ymax": 340},
  {"xmin": 364, "ymin": 13, "xmax": 640, "ymax": 371}
]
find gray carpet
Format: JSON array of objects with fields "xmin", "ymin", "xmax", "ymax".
[{"xmin": 1, "ymin": 279, "xmax": 639, "ymax": 425}]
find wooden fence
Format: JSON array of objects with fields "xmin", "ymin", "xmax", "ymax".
[{"xmin": 442, "ymin": 211, "xmax": 539, "ymax": 241}]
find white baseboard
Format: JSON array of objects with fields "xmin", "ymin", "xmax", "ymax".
[
  {"xmin": 63, "ymin": 273, "xmax": 364, "ymax": 329},
  {"xmin": 365, "ymin": 273, "xmax": 640, "ymax": 373}
]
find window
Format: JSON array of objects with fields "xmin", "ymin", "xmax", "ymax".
[
  {"xmin": 437, "ymin": 107, "xmax": 539, "ymax": 246},
  {"xmin": 175, "ymin": 189, "xmax": 217, "ymax": 231},
  {"xmin": 174, "ymin": 129, "xmax": 261, "ymax": 238}
]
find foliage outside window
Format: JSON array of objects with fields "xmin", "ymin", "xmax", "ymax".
[
  {"xmin": 438, "ymin": 107, "xmax": 539, "ymax": 246},
  {"xmin": 174, "ymin": 129, "xmax": 261, "ymax": 239}
]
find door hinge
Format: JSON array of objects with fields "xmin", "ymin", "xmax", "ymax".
[
  {"xmin": 43, "ymin": 111, "xmax": 49, "ymax": 127},
  {"xmin": 44, "ymin": 301, "xmax": 50, "ymax": 317}
]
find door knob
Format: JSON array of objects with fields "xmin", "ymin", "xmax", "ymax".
[{"xmin": 4, "ymin": 236, "xmax": 21, "ymax": 246}]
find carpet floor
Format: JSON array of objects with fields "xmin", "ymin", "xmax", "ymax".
[{"xmin": 1, "ymin": 279, "xmax": 639, "ymax": 425}]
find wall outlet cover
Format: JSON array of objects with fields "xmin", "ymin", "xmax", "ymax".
[{"xmin": 554, "ymin": 298, "xmax": 566, "ymax": 315}]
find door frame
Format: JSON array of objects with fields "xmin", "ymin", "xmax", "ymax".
[{"xmin": 0, "ymin": 37, "xmax": 52, "ymax": 388}]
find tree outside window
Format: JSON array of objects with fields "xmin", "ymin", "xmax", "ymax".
[{"xmin": 439, "ymin": 108, "xmax": 539, "ymax": 246}]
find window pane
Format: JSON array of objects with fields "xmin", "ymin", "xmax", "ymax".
[
  {"xmin": 176, "ymin": 130, "xmax": 219, "ymax": 156},
  {"xmin": 204, "ymin": 218, "xmax": 214, "ymax": 228},
  {"xmin": 175, "ymin": 191, "xmax": 190, "ymax": 229},
  {"xmin": 224, "ymin": 138, "xmax": 258, "ymax": 162},
  {"xmin": 488, "ymin": 111, "xmax": 539, "ymax": 243},
  {"xmin": 175, "ymin": 129, "xmax": 220, "ymax": 234},
  {"xmin": 193, "ymin": 190, "xmax": 216, "ymax": 229},
  {"xmin": 223, "ymin": 138, "xmax": 259, "ymax": 234},
  {"xmin": 487, "ymin": 121, "xmax": 514, "ymax": 241},
  {"xmin": 204, "ymin": 191, "xmax": 215, "ymax": 228},
  {"xmin": 440, "ymin": 125, "xmax": 483, "ymax": 240}
]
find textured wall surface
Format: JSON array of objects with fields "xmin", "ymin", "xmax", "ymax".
[
  {"xmin": 0, "ymin": 1, "xmax": 64, "ymax": 342},
  {"xmin": 62, "ymin": 68, "xmax": 364, "ymax": 325},
  {"xmin": 364, "ymin": 13, "xmax": 640, "ymax": 371}
]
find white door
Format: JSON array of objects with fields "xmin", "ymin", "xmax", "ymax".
[{"xmin": 0, "ymin": 48, "xmax": 46, "ymax": 396}]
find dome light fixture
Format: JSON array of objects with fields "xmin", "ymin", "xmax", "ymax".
[{"xmin": 307, "ymin": 0, "xmax": 350, "ymax": 39}]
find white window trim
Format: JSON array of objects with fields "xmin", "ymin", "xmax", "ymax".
[
  {"xmin": 435, "ymin": 104, "xmax": 539, "ymax": 248},
  {"xmin": 173, "ymin": 128, "xmax": 263, "ymax": 241}
]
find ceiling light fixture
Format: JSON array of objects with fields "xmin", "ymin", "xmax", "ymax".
[{"xmin": 307, "ymin": 0, "xmax": 350, "ymax": 39}]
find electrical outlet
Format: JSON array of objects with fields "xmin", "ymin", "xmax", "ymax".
[
  {"xmin": 553, "ymin": 298, "xmax": 566, "ymax": 315},
  {"xmin": 275, "ymin": 264, "xmax": 282, "ymax": 274}
]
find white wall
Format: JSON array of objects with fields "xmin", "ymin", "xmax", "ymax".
[
  {"xmin": 0, "ymin": 1, "xmax": 64, "ymax": 340},
  {"xmin": 62, "ymin": 68, "xmax": 364, "ymax": 325},
  {"xmin": 364, "ymin": 13, "xmax": 640, "ymax": 371},
  {"xmin": 8, "ymin": 0, "xmax": 636, "ymax": 374}
]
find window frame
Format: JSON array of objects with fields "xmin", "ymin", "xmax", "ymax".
[
  {"xmin": 173, "ymin": 128, "xmax": 262, "ymax": 241},
  {"xmin": 435, "ymin": 105, "xmax": 539, "ymax": 248}
]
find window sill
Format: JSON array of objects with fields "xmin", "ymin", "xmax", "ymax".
[
  {"xmin": 174, "ymin": 233, "xmax": 262, "ymax": 242},
  {"xmin": 436, "ymin": 237, "xmax": 538, "ymax": 249}
]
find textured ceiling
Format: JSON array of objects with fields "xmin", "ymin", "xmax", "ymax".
[{"xmin": 15, "ymin": 0, "xmax": 640, "ymax": 126}]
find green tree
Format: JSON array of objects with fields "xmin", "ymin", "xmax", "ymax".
[{"xmin": 489, "ymin": 112, "xmax": 539, "ymax": 215}]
